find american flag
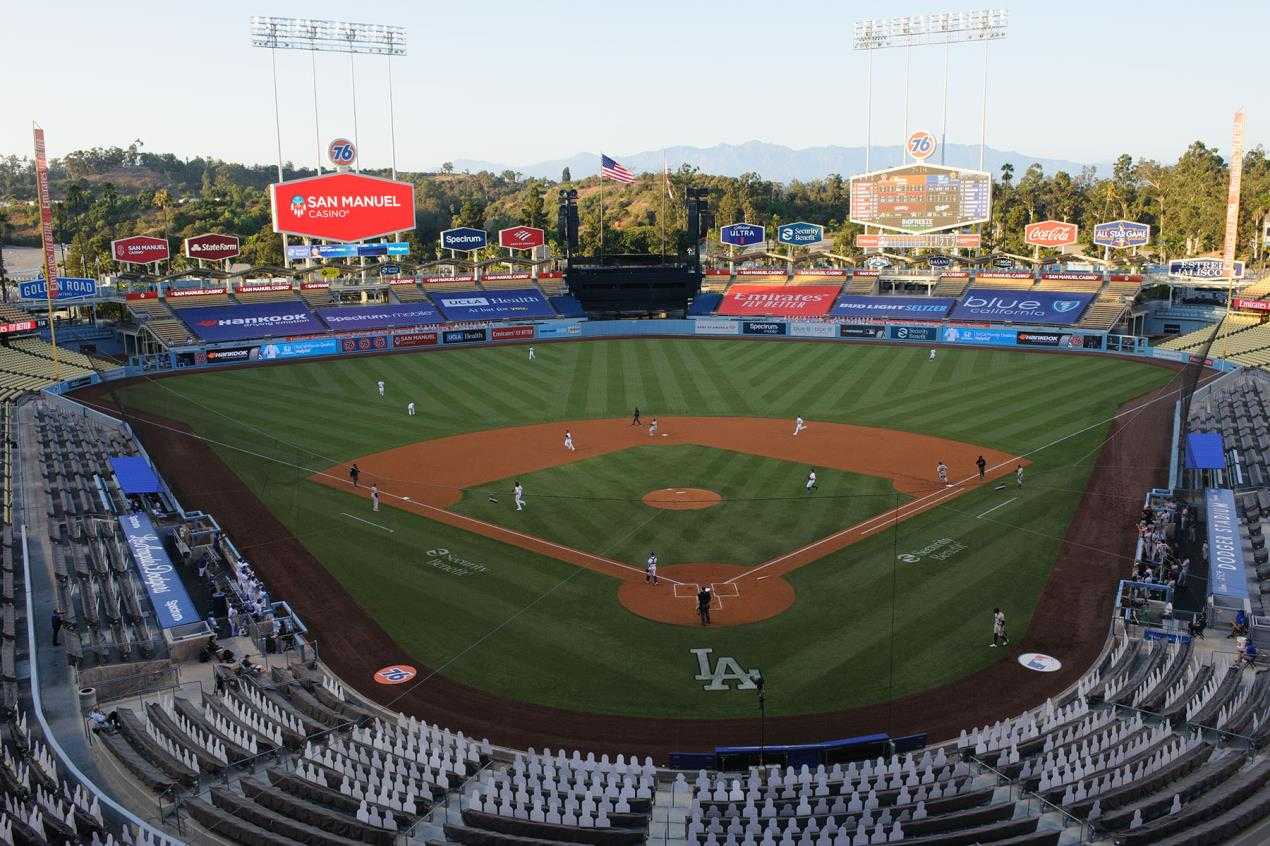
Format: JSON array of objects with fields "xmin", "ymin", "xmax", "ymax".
[{"xmin": 600, "ymin": 154, "xmax": 635, "ymax": 184}]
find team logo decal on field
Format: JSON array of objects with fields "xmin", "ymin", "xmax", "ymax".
[
  {"xmin": 373, "ymin": 665, "xmax": 417, "ymax": 685},
  {"xmin": 1017, "ymin": 653, "xmax": 1062, "ymax": 673},
  {"xmin": 424, "ymin": 548, "xmax": 489, "ymax": 577},
  {"xmin": 896, "ymin": 537, "xmax": 966, "ymax": 564},
  {"xmin": 691, "ymin": 648, "xmax": 760, "ymax": 691}
]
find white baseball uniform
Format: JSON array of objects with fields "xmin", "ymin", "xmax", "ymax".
[
  {"xmin": 377, "ymin": 380, "xmax": 385, "ymax": 398},
  {"xmin": 649, "ymin": 419, "xmax": 658, "ymax": 437},
  {"xmin": 645, "ymin": 554, "xmax": 658, "ymax": 584},
  {"xmin": 937, "ymin": 463, "xmax": 948, "ymax": 484},
  {"xmin": 929, "ymin": 349, "xmax": 936, "ymax": 361},
  {"xmin": 528, "ymin": 347, "xmax": 535, "ymax": 360},
  {"xmin": 794, "ymin": 417, "xmax": 806, "ymax": 436},
  {"xmin": 407, "ymin": 402, "xmax": 416, "ymax": 416},
  {"xmin": 514, "ymin": 483, "xmax": 525, "ymax": 511},
  {"xmin": 805, "ymin": 471, "xmax": 817, "ymax": 491},
  {"xmin": 370, "ymin": 486, "xmax": 380, "ymax": 512},
  {"xmin": 564, "ymin": 432, "xmax": 575, "ymax": 451}
]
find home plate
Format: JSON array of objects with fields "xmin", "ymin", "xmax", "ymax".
[{"xmin": 661, "ymin": 433, "xmax": 668, "ymax": 437}]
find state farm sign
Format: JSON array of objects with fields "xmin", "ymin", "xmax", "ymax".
[
  {"xmin": 498, "ymin": 225, "xmax": 545, "ymax": 250},
  {"xmin": 112, "ymin": 236, "xmax": 171, "ymax": 264},
  {"xmin": 184, "ymin": 233, "xmax": 240, "ymax": 261},
  {"xmin": 270, "ymin": 172, "xmax": 415, "ymax": 242},
  {"xmin": 1024, "ymin": 220, "xmax": 1079, "ymax": 248}
]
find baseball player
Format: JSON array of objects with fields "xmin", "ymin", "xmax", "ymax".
[
  {"xmin": 805, "ymin": 469, "xmax": 817, "ymax": 493},
  {"xmin": 631, "ymin": 407, "xmax": 641, "ymax": 426},
  {"xmin": 937, "ymin": 461, "xmax": 949, "ymax": 486},
  {"xmin": 377, "ymin": 380, "xmax": 385, "ymax": 398},
  {"xmin": 370, "ymin": 484, "xmax": 380, "ymax": 512},
  {"xmin": 1016, "ymin": 464, "xmax": 1024, "ymax": 488},
  {"xmin": 697, "ymin": 586, "xmax": 712, "ymax": 625},
  {"xmin": 793, "ymin": 416, "xmax": 807, "ymax": 436},
  {"xmin": 349, "ymin": 463, "xmax": 360, "ymax": 487},
  {"xmin": 991, "ymin": 608, "xmax": 1008, "ymax": 647},
  {"xmin": 564, "ymin": 430, "xmax": 575, "ymax": 451},
  {"xmin": 528, "ymin": 346, "xmax": 536, "ymax": 361},
  {"xmin": 929, "ymin": 349, "xmax": 936, "ymax": 361},
  {"xmin": 407, "ymin": 401, "xmax": 416, "ymax": 416},
  {"xmin": 514, "ymin": 481, "xmax": 525, "ymax": 511},
  {"xmin": 976, "ymin": 455, "xmax": 987, "ymax": 479},
  {"xmin": 645, "ymin": 552, "xmax": 658, "ymax": 585},
  {"xmin": 648, "ymin": 417, "xmax": 658, "ymax": 437}
]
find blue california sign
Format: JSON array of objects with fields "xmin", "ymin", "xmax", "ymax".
[
  {"xmin": 720, "ymin": 223, "xmax": 765, "ymax": 247},
  {"xmin": 777, "ymin": 222, "xmax": 824, "ymax": 246},
  {"xmin": 441, "ymin": 227, "xmax": 488, "ymax": 251},
  {"xmin": 20, "ymin": 277, "xmax": 97, "ymax": 300}
]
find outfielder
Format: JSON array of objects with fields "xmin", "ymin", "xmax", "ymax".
[
  {"xmin": 929, "ymin": 349, "xmax": 937, "ymax": 361},
  {"xmin": 528, "ymin": 346, "xmax": 536, "ymax": 361},
  {"xmin": 645, "ymin": 552, "xmax": 658, "ymax": 585},
  {"xmin": 407, "ymin": 402, "xmax": 416, "ymax": 416},
  {"xmin": 805, "ymin": 469, "xmax": 817, "ymax": 493},
  {"xmin": 991, "ymin": 608, "xmax": 1008, "ymax": 647},
  {"xmin": 514, "ymin": 481, "xmax": 525, "ymax": 511},
  {"xmin": 937, "ymin": 461, "xmax": 949, "ymax": 486},
  {"xmin": 377, "ymin": 380, "xmax": 385, "ymax": 398},
  {"xmin": 564, "ymin": 430, "xmax": 575, "ymax": 451},
  {"xmin": 1016, "ymin": 464, "xmax": 1024, "ymax": 488},
  {"xmin": 793, "ymin": 416, "xmax": 807, "ymax": 436}
]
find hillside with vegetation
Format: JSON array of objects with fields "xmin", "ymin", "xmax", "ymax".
[{"xmin": 1, "ymin": 139, "xmax": 1268, "ymax": 279}]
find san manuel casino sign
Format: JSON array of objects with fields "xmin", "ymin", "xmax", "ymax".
[{"xmin": 270, "ymin": 172, "xmax": 416, "ymax": 242}]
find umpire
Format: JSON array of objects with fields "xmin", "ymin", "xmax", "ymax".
[{"xmin": 697, "ymin": 586, "xmax": 712, "ymax": 626}]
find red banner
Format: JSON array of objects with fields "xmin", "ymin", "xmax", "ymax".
[
  {"xmin": 978, "ymin": 271, "xmax": 1035, "ymax": 279},
  {"xmin": 113, "ymin": 235, "xmax": 171, "ymax": 264},
  {"xmin": 270, "ymin": 172, "xmax": 416, "ymax": 242},
  {"xmin": 491, "ymin": 325, "xmax": 535, "ymax": 340},
  {"xmin": 32, "ymin": 127, "xmax": 59, "ymax": 299},
  {"xmin": 736, "ymin": 268, "xmax": 787, "ymax": 277},
  {"xmin": 796, "ymin": 268, "xmax": 847, "ymax": 277},
  {"xmin": 1024, "ymin": 220, "xmax": 1079, "ymax": 248},
  {"xmin": 125, "ymin": 291, "xmax": 159, "ymax": 300},
  {"xmin": 166, "ymin": 287, "xmax": 226, "ymax": 298},
  {"xmin": 394, "ymin": 331, "xmax": 438, "ymax": 348},
  {"xmin": 1039, "ymin": 272, "xmax": 1101, "ymax": 281},
  {"xmin": 423, "ymin": 276, "xmax": 474, "ymax": 285},
  {"xmin": 498, "ymin": 226, "xmax": 545, "ymax": 250},
  {"xmin": 0, "ymin": 320, "xmax": 37, "ymax": 334},
  {"xmin": 184, "ymin": 233, "xmax": 240, "ymax": 261},
  {"xmin": 1232, "ymin": 298, "xmax": 1270, "ymax": 313},
  {"xmin": 717, "ymin": 284, "xmax": 841, "ymax": 317},
  {"xmin": 482, "ymin": 273, "xmax": 531, "ymax": 281},
  {"xmin": 235, "ymin": 283, "xmax": 294, "ymax": 293},
  {"xmin": 300, "ymin": 282, "xmax": 330, "ymax": 290}
]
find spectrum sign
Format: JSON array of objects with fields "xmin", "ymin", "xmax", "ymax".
[
  {"xmin": 270, "ymin": 172, "xmax": 416, "ymax": 242},
  {"xmin": 441, "ymin": 227, "xmax": 488, "ymax": 251}
]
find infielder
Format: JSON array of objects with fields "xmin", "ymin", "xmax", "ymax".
[
  {"xmin": 514, "ymin": 481, "xmax": 525, "ymax": 511},
  {"xmin": 648, "ymin": 417, "xmax": 659, "ymax": 437},
  {"xmin": 1016, "ymin": 464, "xmax": 1024, "ymax": 488},
  {"xmin": 645, "ymin": 552, "xmax": 658, "ymax": 585},
  {"xmin": 377, "ymin": 380, "xmax": 385, "ymax": 398},
  {"xmin": 937, "ymin": 461, "xmax": 949, "ymax": 486},
  {"xmin": 407, "ymin": 402, "xmax": 416, "ymax": 416},
  {"xmin": 370, "ymin": 484, "xmax": 380, "ymax": 512},
  {"xmin": 991, "ymin": 608, "xmax": 1008, "ymax": 647},
  {"xmin": 528, "ymin": 346, "xmax": 536, "ymax": 361},
  {"xmin": 564, "ymin": 430, "xmax": 575, "ymax": 451},
  {"xmin": 793, "ymin": 416, "xmax": 807, "ymax": 436},
  {"xmin": 805, "ymin": 469, "xmax": 817, "ymax": 493},
  {"xmin": 929, "ymin": 349, "xmax": 937, "ymax": 361}
]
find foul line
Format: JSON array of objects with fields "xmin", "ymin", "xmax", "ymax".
[
  {"xmin": 975, "ymin": 497, "xmax": 1018, "ymax": 520},
  {"xmin": 339, "ymin": 513, "xmax": 395, "ymax": 533}
]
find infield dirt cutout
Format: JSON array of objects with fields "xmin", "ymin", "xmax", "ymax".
[
  {"xmin": 642, "ymin": 488, "xmax": 722, "ymax": 510},
  {"xmin": 313, "ymin": 416, "xmax": 1021, "ymax": 627}
]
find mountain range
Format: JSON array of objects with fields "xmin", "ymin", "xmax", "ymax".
[{"xmin": 440, "ymin": 140, "xmax": 1108, "ymax": 183}]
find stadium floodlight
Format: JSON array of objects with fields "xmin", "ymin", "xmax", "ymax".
[
  {"xmin": 249, "ymin": 17, "xmax": 407, "ymax": 55},
  {"xmin": 853, "ymin": 9, "xmax": 1009, "ymax": 172}
]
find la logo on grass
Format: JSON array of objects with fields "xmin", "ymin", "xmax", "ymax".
[{"xmin": 691, "ymin": 648, "xmax": 760, "ymax": 691}]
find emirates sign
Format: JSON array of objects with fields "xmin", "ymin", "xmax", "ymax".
[
  {"xmin": 270, "ymin": 172, "xmax": 416, "ymax": 242},
  {"xmin": 184, "ymin": 233, "xmax": 240, "ymax": 261},
  {"xmin": 1024, "ymin": 220, "xmax": 1079, "ymax": 248},
  {"xmin": 112, "ymin": 235, "xmax": 171, "ymax": 264},
  {"xmin": 498, "ymin": 225, "xmax": 546, "ymax": 250}
]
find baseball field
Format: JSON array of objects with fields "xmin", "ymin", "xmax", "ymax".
[{"xmin": 93, "ymin": 338, "xmax": 1178, "ymax": 752}]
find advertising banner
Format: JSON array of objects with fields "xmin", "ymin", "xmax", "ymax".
[
  {"xmin": 694, "ymin": 318, "xmax": 740, "ymax": 335},
  {"xmin": 939, "ymin": 326, "xmax": 1018, "ymax": 346},
  {"xmin": 491, "ymin": 325, "xmax": 535, "ymax": 340},
  {"xmin": 317, "ymin": 303, "xmax": 441, "ymax": 331},
  {"xmin": 166, "ymin": 286, "xmax": 226, "ymax": 298},
  {"xmin": 443, "ymin": 328, "xmax": 489, "ymax": 344},
  {"xmin": 113, "ymin": 235, "xmax": 171, "ymax": 264},
  {"xmin": 432, "ymin": 289, "xmax": 554, "ymax": 321},
  {"xmin": 1205, "ymin": 488, "xmax": 1248, "ymax": 600},
  {"xmin": 286, "ymin": 242, "xmax": 411, "ymax": 260},
  {"xmin": 535, "ymin": 322, "xmax": 582, "ymax": 338},
  {"xmin": 950, "ymin": 289, "xmax": 1094, "ymax": 325},
  {"xmin": 1168, "ymin": 259, "xmax": 1245, "ymax": 279},
  {"xmin": 205, "ymin": 346, "xmax": 256, "ymax": 363},
  {"xmin": 32, "ymin": 127, "xmax": 59, "ymax": 298},
  {"xmin": 440, "ymin": 227, "xmax": 488, "ymax": 251},
  {"xmin": 394, "ymin": 331, "xmax": 439, "ymax": 348},
  {"xmin": 1092, "ymin": 220, "xmax": 1150, "ymax": 249},
  {"xmin": 790, "ymin": 322, "xmax": 839, "ymax": 338},
  {"xmin": 776, "ymin": 222, "xmax": 824, "ymax": 246},
  {"xmin": 340, "ymin": 336, "xmax": 389, "ymax": 354},
  {"xmin": 742, "ymin": 320, "xmax": 787, "ymax": 336},
  {"xmin": 720, "ymin": 223, "xmax": 765, "ymax": 247},
  {"xmin": 254, "ymin": 339, "xmax": 340, "ymax": 360},
  {"xmin": 795, "ymin": 268, "xmax": 847, "ymax": 277},
  {"xmin": 125, "ymin": 292, "xmax": 159, "ymax": 300},
  {"xmin": 176, "ymin": 301, "xmax": 327, "ymax": 341},
  {"xmin": 886, "ymin": 325, "xmax": 937, "ymax": 342},
  {"xmin": 1039, "ymin": 272, "xmax": 1101, "ymax": 282},
  {"xmin": 856, "ymin": 232, "xmax": 981, "ymax": 249},
  {"xmin": 1232, "ymin": 298, "xmax": 1270, "ymax": 313},
  {"xmin": 119, "ymin": 512, "xmax": 199, "ymax": 629},
  {"xmin": 20, "ymin": 277, "xmax": 96, "ymax": 300},
  {"xmin": 498, "ymin": 226, "xmax": 545, "ymax": 250},
  {"xmin": 842, "ymin": 324, "xmax": 887, "ymax": 339},
  {"xmin": 270, "ymin": 172, "xmax": 416, "ymax": 242},
  {"xmin": 184, "ymin": 233, "xmax": 240, "ymax": 261},
  {"xmin": 1023, "ymin": 220, "xmax": 1079, "ymax": 248},
  {"xmin": 1015, "ymin": 331, "xmax": 1095, "ymax": 349},
  {"xmin": 717, "ymin": 284, "xmax": 840, "ymax": 317},
  {"xmin": 0, "ymin": 321, "xmax": 38, "ymax": 335},
  {"xmin": 831, "ymin": 294, "xmax": 956, "ymax": 320}
]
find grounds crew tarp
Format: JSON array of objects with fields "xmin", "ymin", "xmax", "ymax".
[
  {"xmin": 1185, "ymin": 432, "xmax": 1225, "ymax": 470},
  {"xmin": 108, "ymin": 456, "xmax": 163, "ymax": 494}
]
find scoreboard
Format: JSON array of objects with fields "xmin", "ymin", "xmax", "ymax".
[{"xmin": 850, "ymin": 164, "xmax": 992, "ymax": 234}]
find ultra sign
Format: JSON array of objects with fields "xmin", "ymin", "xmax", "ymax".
[
  {"xmin": 270, "ymin": 172, "xmax": 416, "ymax": 242},
  {"xmin": 720, "ymin": 223, "xmax": 765, "ymax": 247},
  {"xmin": 776, "ymin": 222, "xmax": 824, "ymax": 246}
]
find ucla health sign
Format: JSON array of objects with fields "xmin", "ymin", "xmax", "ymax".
[
  {"xmin": 21, "ymin": 277, "xmax": 96, "ymax": 300},
  {"xmin": 119, "ymin": 512, "xmax": 199, "ymax": 629},
  {"xmin": 950, "ymin": 289, "xmax": 1093, "ymax": 325},
  {"xmin": 175, "ymin": 301, "xmax": 327, "ymax": 341},
  {"xmin": 720, "ymin": 223, "xmax": 765, "ymax": 247},
  {"xmin": 433, "ymin": 288, "xmax": 554, "ymax": 321},
  {"xmin": 1205, "ymin": 488, "xmax": 1248, "ymax": 600},
  {"xmin": 831, "ymin": 294, "xmax": 956, "ymax": 320},
  {"xmin": 441, "ymin": 227, "xmax": 488, "ymax": 251},
  {"xmin": 776, "ymin": 222, "xmax": 824, "ymax": 246}
]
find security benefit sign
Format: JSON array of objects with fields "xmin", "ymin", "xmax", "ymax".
[{"xmin": 119, "ymin": 512, "xmax": 199, "ymax": 629}]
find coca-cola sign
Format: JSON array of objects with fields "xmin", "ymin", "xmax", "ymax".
[
  {"xmin": 112, "ymin": 235, "xmax": 171, "ymax": 264},
  {"xmin": 184, "ymin": 233, "xmax": 240, "ymax": 261},
  {"xmin": 1023, "ymin": 220, "xmax": 1079, "ymax": 248}
]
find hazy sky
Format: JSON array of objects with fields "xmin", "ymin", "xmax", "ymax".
[{"xmin": 3, "ymin": 0, "xmax": 1264, "ymax": 171}]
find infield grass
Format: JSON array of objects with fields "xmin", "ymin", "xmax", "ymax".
[{"xmin": 110, "ymin": 340, "xmax": 1176, "ymax": 718}]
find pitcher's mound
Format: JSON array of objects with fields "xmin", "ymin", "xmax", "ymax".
[
  {"xmin": 618, "ymin": 563, "xmax": 795, "ymax": 627},
  {"xmin": 642, "ymin": 488, "xmax": 722, "ymax": 510}
]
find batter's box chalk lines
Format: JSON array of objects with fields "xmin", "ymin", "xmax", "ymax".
[
  {"xmin": 339, "ymin": 512, "xmax": 395, "ymax": 533},
  {"xmin": 673, "ymin": 583, "xmax": 701, "ymax": 598},
  {"xmin": 710, "ymin": 582, "xmax": 739, "ymax": 598}
]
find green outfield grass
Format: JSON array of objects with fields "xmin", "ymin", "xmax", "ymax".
[
  {"xmin": 452, "ymin": 444, "xmax": 904, "ymax": 567},
  {"xmin": 111, "ymin": 340, "xmax": 1175, "ymax": 718}
]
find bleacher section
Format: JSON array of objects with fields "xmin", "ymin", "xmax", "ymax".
[
  {"xmin": 1189, "ymin": 372, "xmax": 1270, "ymax": 487},
  {"xmin": 1159, "ymin": 313, "xmax": 1261, "ymax": 351},
  {"xmin": 0, "ymin": 343, "xmax": 101, "ymax": 401},
  {"xmin": 298, "ymin": 285, "xmax": 334, "ymax": 307},
  {"xmin": 845, "ymin": 277, "xmax": 877, "ymax": 295},
  {"xmin": 1076, "ymin": 295, "xmax": 1129, "ymax": 330},
  {"xmin": 0, "ymin": 303, "xmax": 32, "ymax": 324},
  {"xmin": 931, "ymin": 277, "xmax": 969, "ymax": 297}
]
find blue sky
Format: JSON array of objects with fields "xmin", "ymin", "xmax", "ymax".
[{"xmin": 3, "ymin": 0, "xmax": 1264, "ymax": 170}]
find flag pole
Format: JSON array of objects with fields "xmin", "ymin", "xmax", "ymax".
[{"xmin": 599, "ymin": 166, "xmax": 605, "ymax": 257}]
